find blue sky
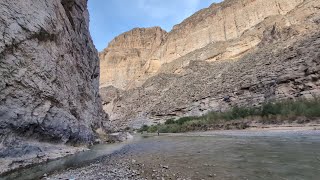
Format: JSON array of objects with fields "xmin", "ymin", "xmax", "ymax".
[{"xmin": 88, "ymin": 0, "xmax": 222, "ymax": 52}]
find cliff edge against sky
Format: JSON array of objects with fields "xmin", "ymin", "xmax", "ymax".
[{"xmin": 100, "ymin": 0, "xmax": 320, "ymax": 128}]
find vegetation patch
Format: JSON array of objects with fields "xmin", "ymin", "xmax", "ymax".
[{"xmin": 138, "ymin": 98, "xmax": 320, "ymax": 133}]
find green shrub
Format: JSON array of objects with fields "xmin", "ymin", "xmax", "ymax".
[
  {"xmin": 138, "ymin": 125, "xmax": 149, "ymax": 132},
  {"xmin": 165, "ymin": 118, "xmax": 175, "ymax": 125},
  {"xmin": 148, "ymin": 125, "xmax": 158, "ymax": 133},
  {"xmin": 176, "ymin": 116, "xmax": 195, "ymax": 125},
  {"xmin": 137, "ymin": 98, "xmax": 320, "ymax": 133}
]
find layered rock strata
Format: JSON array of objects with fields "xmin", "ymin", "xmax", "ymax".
[
  {"xmin": 101, "ymin": 0, "xmax": 320, "ymax": 128},
  {"xmin": 100, "ymin": 0, "xmax": 309, "ymax": 90},
  {"xmin": 99, "ymin": 27, "xmax": 167, "ymax": 89}
]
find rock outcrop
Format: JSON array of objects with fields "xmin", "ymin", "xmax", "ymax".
[
  {"xmin": 100, "ymin": 0, "xmax": 311, "ymax": 90},
  {"xmin": 0, "ymin": 0, "xmax": 108, "ymax": 146},
  {"xmin": 99, "ymin": 27, "xmax": 167, "ymax": 89},
  {"xmin": 152, "ymin": 0, "xmax": 304, "ymax": 63},
  {"xmin": 101, "ymin": 0, "xmax": 320, "ymax": 128}
]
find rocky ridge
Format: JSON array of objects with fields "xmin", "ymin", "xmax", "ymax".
[
  {"xmin": 101, "ymin": 0, "xmax": 320, "ymax": 128},
  {"xmin": 100, "ymin": 0, "xmax": 309, "ymax": 90}
]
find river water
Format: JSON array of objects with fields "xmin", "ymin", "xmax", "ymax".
[
  {"xmin": 128, "ymin": 130, "xmax": 320, "ymax": 179},
  {"xmin": 2, "ymin": 130, "xmax": 320, "ymax": 180}
]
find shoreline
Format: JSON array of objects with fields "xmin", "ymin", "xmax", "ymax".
[
  {"xmin": 48, "ymin": 126, "xmax": 320, "ymax": 180},
  {"xmin": 2, "ymin": 124, "xmax": 319, "ymax": 179},
  {"xmin": 197, "ymin": 122, "xmax": 320, "ymax": 133},
  {"xmin": 140, "ymin": 122, "xmax": 320, "ymax": 137},
  {"xmin": 0, "ymin": 132, "xmax": 132, "ymax": 177},
  {"xmin": 0, "ymin": 141, "xmax": 88, "ymax": 176}
]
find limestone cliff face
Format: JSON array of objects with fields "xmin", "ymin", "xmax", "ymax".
[
  {"xmin": 100, "ymin": 0, "xmax": 306, "ymax": 90},
  {"xmin": 153, "ymin": 0, "xmax": 304, "ymax": 63},
  {"xmin": 0, "ymin": 0, "xmax": 107, "ymax": 144},
  {"xmin": 101, "ymin": 0, "xmax": 320, "ymax": 128},
  {"xmin": 99, "ymin": 27, "xmax": 167, "ymax": 89}
]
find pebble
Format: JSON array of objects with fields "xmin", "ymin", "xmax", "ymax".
[{"xmin": 162, "ymin": 165, "xmax": 169, "ymax": 169}]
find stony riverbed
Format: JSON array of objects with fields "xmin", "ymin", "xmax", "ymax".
[{"xmin": 44, "ymin": 128, "xmax": 320, "ymax": 180}]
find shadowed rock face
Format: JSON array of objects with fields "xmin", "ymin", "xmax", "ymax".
[
  {"xmin": 0, "ymin": 0, "xmax": 108, "ymax": 144},
  {"xmin": 100, "ymin": 0, "xmax": 320, "ymax": 128}
]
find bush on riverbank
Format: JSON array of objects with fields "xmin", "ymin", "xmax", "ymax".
[{"xmin": 138, "ymin": 98, "xmax": 320, "ymax": 133}]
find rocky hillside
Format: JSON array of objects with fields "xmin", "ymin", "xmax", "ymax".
[
  {"xmin": 0, "ymin": 0, "xmax": 108, "ymax": 147},
  {"xmin": 101, "ymin": 0, "xmax": 320, "ymax": 129}
]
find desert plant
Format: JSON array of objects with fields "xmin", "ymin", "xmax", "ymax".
[{"xmin": 138, "ymin": 98, "xmax": 320, "ymax": 133}]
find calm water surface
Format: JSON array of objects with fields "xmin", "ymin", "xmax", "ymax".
[
  {"xmin": 129, "ymin": 131, "xmax": 320, "ymax": 180},
  {"xmin": 1, "ymin": 130, "xmax": 320, "ymax": 180}
]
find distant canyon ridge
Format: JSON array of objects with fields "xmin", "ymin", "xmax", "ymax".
[{"xmin": 100, "ymin": 0, "xmax": 320, "ymax": 129}]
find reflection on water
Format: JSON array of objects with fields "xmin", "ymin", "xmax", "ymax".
[{"xmin": 1, "ymin": 130, "xmax": 320, "ymax": 180}]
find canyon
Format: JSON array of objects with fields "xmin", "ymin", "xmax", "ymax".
[
  {"xmin": 0, "ymin": 0, "xmax": 320, "ymax": 178},
  {"xmin": 100, "ymin": 0, "xmax": 320, "ymax": 128}
]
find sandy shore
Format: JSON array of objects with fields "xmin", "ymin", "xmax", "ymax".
[
  {"xmin": 138, "ymin": 123, "xmax": 320, "ymax": 138},
  {"xmin": 196, "ymin": 123, "xmax": 320, "ymax": 134}
]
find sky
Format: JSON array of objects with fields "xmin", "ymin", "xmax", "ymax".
[{"xmin": 88, "ymin": 0, "xmax": 222, "ymax": 52}]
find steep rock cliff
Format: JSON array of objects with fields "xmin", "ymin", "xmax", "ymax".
[
  {"xmin": 0, "ymin": 0, "xmax": 107, "ymax": 145},
  {"xmin": 99, "ymin": 27, "xmax": 167, "ymax": 89},
  {"xmin": 153, "ymin": 0, "xmax": 304, "ymax": 63},
  {"xmin": 101, "ymin": 0, "xmax": 320, "ymax": 128},
  {"xmin": 100, "ymin": 0, "xmax": 308, "ymax": 90}
]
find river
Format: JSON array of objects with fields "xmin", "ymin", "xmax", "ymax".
[{"xmin": 2, "ymin": 129, "xmax": 320, "ymax": 180}]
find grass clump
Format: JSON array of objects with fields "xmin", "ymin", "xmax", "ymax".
[
  {"xmin": 138, "ymin": 98, "xmax": 320, "ymax": 133},
  {"xmin": 137, "ymin": 125, "xmax": 149, "ymax": 133}
]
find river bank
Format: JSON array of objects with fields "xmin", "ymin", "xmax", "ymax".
[
  {"xmin": 141, "ymin": 123, "xmax": 320, "ymax": 138},
  {"xmin": 2, "ymin": 127, "xmax": 319, "ymax": 179},
  {"xmin": 0, "ymin": 131, "xmax": 136, "ymax": 177},
  {"xmin": 45, "ymin": 127, "xmax": 320, "ymax": 180},
  {"xmin": 139, "ymin": 98, "xmax": 320, "ymax": 133},
  {"xmin": 0, "ymin": 139, "xmax": 87, "ymax": 176}
]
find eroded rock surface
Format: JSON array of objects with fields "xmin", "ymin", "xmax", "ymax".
[
  {"xmin": 101, "ymin": 0, "xmax": 320, "ymax": 128},
  {"xmin": 99, "ymin": 27, "xmax": 167, "ymax": 89},
  {"xmin": 100, "ymin": 0, "xmax": 312, "ymax": 91},
  {"xmin": 0, "ymin": 0, "xmax": 108, "ymax": 160}
]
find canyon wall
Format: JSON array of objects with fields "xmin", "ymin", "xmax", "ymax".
[
  {"xmin": 99, "ymin": 27, "xmax": 167, "ymax": 89},
  {"xmin": 100, "ymin": 0, "xmax": 306, "ymax": 90},
  {"xmin": 0, "ymin": 0, "xmax": 108, "ymax": 145},
  {"xmin": 152, "ymin": 0, "xmax": 304, "ymax": 63},
  {"xmin": 101, "ymin": 0, "xmax": 320, "ymax": 128}
]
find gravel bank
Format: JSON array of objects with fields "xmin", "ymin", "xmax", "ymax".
[
  {"xmin": 47, "ymin": 144, "xmax": 192, "ymax": 180},
  {"xmin": 47, "ymin": 127, "xmax": 320, "ymax": 180}
]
